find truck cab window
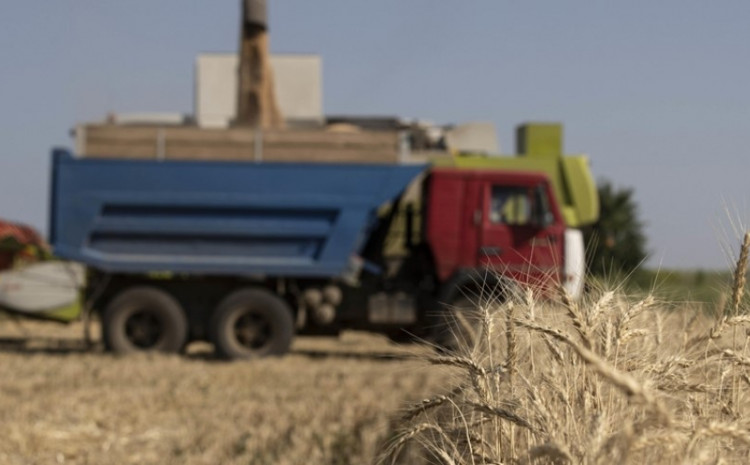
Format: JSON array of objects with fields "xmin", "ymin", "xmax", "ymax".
[
  {"xmin": 490, "ymin": 186, "xmax": 532, "ymax": 225},
  {"xmin": 489, "ymin": 184, "xmax": 552, "ymax": 227}
]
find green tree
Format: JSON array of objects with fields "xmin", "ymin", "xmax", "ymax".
[{"xmin": 584, "ymin": 181, "xmax": 648, "ymax": 276}]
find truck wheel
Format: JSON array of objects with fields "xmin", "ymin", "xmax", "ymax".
[
  {"xmin": 210, "ymin": 288, "xmax": 294, "ymax": 359},
  {"xmin": 102, "ymin": 287, "xmax": 188, "ymax": 354},
  {"xmin": 435, "ymin": 296, "xmax": 481, "ymax": 354}
]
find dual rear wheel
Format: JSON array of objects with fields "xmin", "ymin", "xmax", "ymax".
[
  {"xmin": 102, "ymin": 287, "xmax": 187, "ymax": 354},
  {"xmin": 210, "ymin": 288, "xmax": 294, "ymax": 359},
  {"xmin": 102, "ymin": 286, "xmax": 294, "ymax": 359}
]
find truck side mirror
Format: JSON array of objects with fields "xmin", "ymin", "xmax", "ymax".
[{"xmin": 540, "ymin": 211, "xmax": 555, "ymax": 228}]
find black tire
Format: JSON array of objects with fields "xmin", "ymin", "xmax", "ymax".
[
  {"xmin": 210, "ymin": 288, "xmax": 294, "ymax": 359},
  {"xmin": 435, "ymin": 295, "xmax": 481, "ymax": 354},
  {"xmin": 102, "ymin": 286, "xmax": 188, "ymax": 354}
]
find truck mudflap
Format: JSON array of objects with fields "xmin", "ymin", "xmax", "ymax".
[{"xmin": 563, "ymin": 229, "xmax": 585, "ymax": 300}]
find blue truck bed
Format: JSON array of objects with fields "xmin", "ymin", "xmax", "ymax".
[{"xmin": 50, "ymin": 149, "xmax": 425, "ymax": 277}]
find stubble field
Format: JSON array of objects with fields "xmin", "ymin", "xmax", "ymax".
[{"xmin": 0, "ymin": 321, "xmax": 447, "ymax": 465}]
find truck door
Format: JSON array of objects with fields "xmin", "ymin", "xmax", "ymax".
[{"xmin": 478, "ymin": 182, "xmax": 565, "ymax": 291}]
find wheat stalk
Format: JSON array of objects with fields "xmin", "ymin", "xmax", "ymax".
[
  {"xmin": 425, "ymin": 355, "xmax": 493, "ymax": 402},
  {"xmin": 729, "ymin": 232, "xmax": 750, "ymax": 317},
  {"xmin": 558, "ymin": 284, "xmax": 594, "ymax": 349},
  {"xmin": 521, "ymin": 442, "xmax": 573, "ymax": 464},
  {"xmin": 505, "ymin": 301, "xmax": 518, "ymax": 388},
  {"xmin": 386, "ymin": 422, "xmax": 448, "ymax": 462},
  {"xmin": 465, "ymin": 401, "xmax": 533, "ymax": 430},
  {"xmin": 515, "ymin": 318, "xmax": 670, "ymax": 424}
]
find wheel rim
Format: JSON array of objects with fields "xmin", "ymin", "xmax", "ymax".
[
  {"xmin": 124, "ymin": 310, "xmax": 163, "ymax": 349},
  {"xmin": 232, "ymin": 309, "xmax": 273, "ymax": 351}
]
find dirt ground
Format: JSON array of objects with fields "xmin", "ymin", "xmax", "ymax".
[{"xmin": 0, "ymin": 319, "xmax": 447, "ymax": 465}]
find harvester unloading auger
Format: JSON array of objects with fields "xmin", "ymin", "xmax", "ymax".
[{"xmin": 236, "ymin": 0, "xmax": 284, "ymax": 129}]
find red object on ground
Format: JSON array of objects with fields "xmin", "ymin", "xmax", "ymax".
[{"xmin": 0, "ymin": 220, "xmax": 47, "ymax": 271}]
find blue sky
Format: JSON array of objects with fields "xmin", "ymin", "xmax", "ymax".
[{"xmin": 1, "ymin": 1, "xmax": 749, "ymax": 269}]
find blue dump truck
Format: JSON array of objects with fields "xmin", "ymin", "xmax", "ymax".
[{"xmin": 50, "ymin": 147, "xmax": 591, "ymax": 358}]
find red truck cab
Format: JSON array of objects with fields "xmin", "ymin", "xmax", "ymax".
[{"xmin": 425, "ymin": 168, "xmax": 569, "ymax": 299}]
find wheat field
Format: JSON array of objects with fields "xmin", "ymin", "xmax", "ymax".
[
  {"xmin": 385, "ymin": 234, "xmax": 750, "ymax": 465},
  {"xmin": 2, "ymin": 237, "xmax": 750, "ymax": 464}
]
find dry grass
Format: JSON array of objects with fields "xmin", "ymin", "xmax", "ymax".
[
  {"xmin": 0, "ymin": 323, "xmax": 444, "ymax": 465},
  {"xmin": 384, "ymin": 234, "xmax": 750, "ymax": 464}
]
